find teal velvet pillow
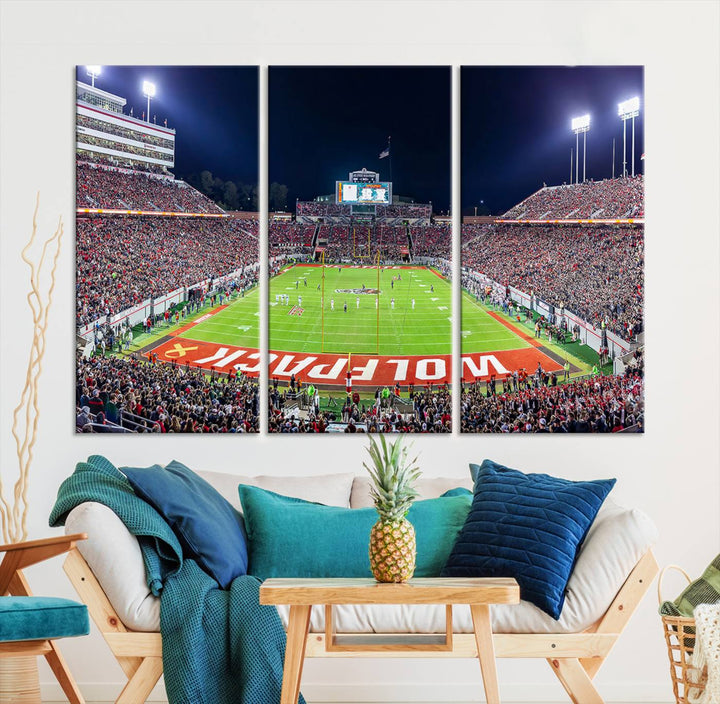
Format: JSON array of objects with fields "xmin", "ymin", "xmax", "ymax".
[{"xmin": 238, "ymin": 485, "xmax": 471, "ymax": 580}]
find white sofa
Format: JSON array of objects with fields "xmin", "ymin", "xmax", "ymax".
[{"xmin": 63, "ymin": 469, "xmax": 659, "ymax": 704}]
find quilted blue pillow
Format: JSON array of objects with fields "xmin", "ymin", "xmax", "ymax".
[
  {"xmin": 121, "ymin": 460, "xmax": 247, "ymax": 589},
  {"xmin": 442, "ymin": 459, "xmax": 615, "ymax": 619}
]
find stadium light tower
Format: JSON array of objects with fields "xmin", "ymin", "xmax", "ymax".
[
  {"xmin": 618, "ymin": 97, "xmax": 640, "ymax": 178},
  {"xmin": 571, "ymin": 114, "xmax": 590, "ymax": 184},
  {"xmin": 143, "ymin": 80, "xmax": 156, "ymax": 123},
  {"xmin": 86, "ymin": 65, "xmax": 102, "ymax": 87}
]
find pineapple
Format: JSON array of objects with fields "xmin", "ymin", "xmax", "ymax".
[{"xmin": 364, "ymin": 434, "xmax": 421, "ymax": 583}]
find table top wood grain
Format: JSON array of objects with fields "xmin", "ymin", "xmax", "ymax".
[{"xmin": 260, "ymin": 577, "xmax": 520, "ymax": 605}]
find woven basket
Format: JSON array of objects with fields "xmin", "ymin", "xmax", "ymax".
[{"xmin": 659, "ymin": 565, "xmax": 708, "ymax": 704}]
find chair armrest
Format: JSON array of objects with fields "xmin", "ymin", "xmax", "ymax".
[
  {"xmin": 0, "ymin": 533, "xmax": 87, "ymax": 594},
  {"xmin": 0, "ymin": 533, "xmax": 87, "ymax": 554}
]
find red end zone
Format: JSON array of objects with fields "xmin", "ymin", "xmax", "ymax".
[
  {"xmin": 462, "ymin": 348, "xmax": 561, "ymax": 383},
  {"xmin": 149, "ymin": 338, "xmax": 561, "ymax": 385}
]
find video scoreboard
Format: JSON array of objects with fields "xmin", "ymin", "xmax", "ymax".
[{"xmin": 336, "ymin": 181, "xmax": 392, "ymax": 205}]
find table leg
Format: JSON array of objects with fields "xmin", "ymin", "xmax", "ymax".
[
  {"xmin": 470, "ymin": 604, "xmax": 501, "ymax": 704},
  {"xmin": 281, "ymin": 604, "xmax": 312, "ymax": 704}
]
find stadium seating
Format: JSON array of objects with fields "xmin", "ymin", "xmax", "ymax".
[
  {"xmin": 461, "ymin": 223, "xmax": 643, "ymax": 340},
  {"xmin": 76, "ymin": 217, "xmax": 258, "ymax": 325},
  {"xmin": 503, "ymin": 176, "xmax": 644, "ymax": 219},
  {"xmin": 460, "ymin": 371, "xmax": 644, "ymax": 433},
  {"xmin": 76, "ymin": 162, "xmax": 224, "ymax": 213},
  {"xmin": 268, "ymin": 385, "xmax": 452, "ymax": 433},
  {"xmin": 76, "ymin": 352, "xmax": 259, "ymax": 433}
]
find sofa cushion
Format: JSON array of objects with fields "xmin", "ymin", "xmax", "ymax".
[
  {"xmin": 0, "ymin": 597, "xmax": 89, "ymax": 643},
  {"xmin": 199, "ymin": 470, "xmax": 355, "ymax": 512},
  {"xmin": 63, "ymin": 475, "xmax": 657, "ymax": 636},
  {"xmin": 442, "ymin": 459, "xmax": 616, "ymax": 619},
  {"xmin": 121, "ymin": 460, "xmax": 247, "ymax": 589},
  {"xmin": 65, "ymin": 501, "xmax": 161, "ymax": 632},
  {"xmin": 239, "ymin": 485, "xmax": 472, "ymax": 580}
]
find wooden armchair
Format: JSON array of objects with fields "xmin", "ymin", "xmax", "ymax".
[{"xmin": 0, "ymin": 533, "xmax": 89, "ymax": 704}]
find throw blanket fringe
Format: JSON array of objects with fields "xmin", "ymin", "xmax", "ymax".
[
  {"xmin": 689, "ymin": 603, "xmax": 720, "ymax": 704},
  {"xmin": 50, "ymin": 455, "xmax": 304, "ymax": 704}
]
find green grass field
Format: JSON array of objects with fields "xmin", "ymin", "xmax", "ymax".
[
  {"xmin": 269, "ymin": 264, "xmax": 451, "ymax": 355},
  {"xmin": 177, "ymin": 287, "xmax": 260, "ymax": 348},
  {"xmin": 460, "ymin": 290, "xmax": 531, "ymax": 353}
]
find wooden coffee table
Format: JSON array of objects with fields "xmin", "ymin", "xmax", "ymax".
[{"xmin": 260, "ymin": 577, "xmax": 520, "ymax": 704}]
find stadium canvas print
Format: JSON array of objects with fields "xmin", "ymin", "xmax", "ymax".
[
  {"xmin": 460, "ymin": 66, "xmax": 644, "ymax": 433},
  {"xmin": 76, "ymin": 66, "xmax": 260, "ymax": 433},
  {"xmin": 268, "ymin": 66, "xmax": 452, "ymax": 433}
]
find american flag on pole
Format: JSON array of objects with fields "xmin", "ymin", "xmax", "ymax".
[{"xmin": 379, "ymin": 142, "xmax": 390, "ymax": 159}]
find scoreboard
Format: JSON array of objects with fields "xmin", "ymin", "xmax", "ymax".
[{"xmin": 336, "ymin": 181, "xmax": 391, "ymax": 205}]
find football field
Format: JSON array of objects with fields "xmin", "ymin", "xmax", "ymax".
[
  {"xmin": 177, "ymin": 286, "xmax": 260, "ymax": 348},
  {"xmin": 269, "ymin": 264, "xmax": 452, "ymax": 355},
  {"xmin": 460, "ymin": 290, "xmax": 531, "ymax": 353}
]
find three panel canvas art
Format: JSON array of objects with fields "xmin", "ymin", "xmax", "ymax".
[{"xmin": 75, "ymin": 65, "xmax": 644, "ymax": 434}]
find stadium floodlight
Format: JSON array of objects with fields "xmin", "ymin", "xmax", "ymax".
[
  {"xmin": 142, "ymin": 80, "xmax": 156, "ymax": 122},
  {"xmin": 618, "ymin": 96, "xmax": 641, "ymax": 178},
  {"xmin": 86, "ymin": 65, "xmax": 102, "ymax": 87},
  {"xmin": 571, "ymin": 114, "xmax": 591, "ymax": 131},
  {"xmin": 571, "ymin": 114, "xmax": 591, "ymax": 184},
  {"xmin": 618, "ymin": 97, "xmax": 640, "ymax": 118}
]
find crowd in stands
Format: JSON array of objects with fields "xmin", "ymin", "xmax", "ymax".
[
  {"xmin": 77, "ymin": 163, "xmax": 223, "ymax": 213},
  {"xmin": 268, "ymin": 219, "xmax": 452, "ymax": 264},
  {"xmin": 78, "ymin": 114, "xmax": 174, "ymax": 149},
  {"xmin": 411, "ymin": 223, "xmax": 451, "ymax": 259},
  {"xmin": 268, "ymin": 222, "xmax": 316, "ymax": 254},
  {"xmin": 384, "ymin": 204, "xmax": 432, "ymax": 219},
  {"xmin": 460, "ymin": 223, "xmax": 494, "ymax": 246},
  {"xmin": 77, "ymin": 135, "xmax": 171, "ymax": 165},
  {"xmin": 296, "ymin": 202, "xmax": 347, "ymax": 217},
  {"xmin": 504, "ymin": 176, "xmax": 644, "ymax": 219},
  {"xmin": 462, "ymin": 224, "xmax": 643, "ymax": 340},
  {"xmin": 296, "ymin": 202, "xmax": 433, "ymax": 220},
  {"xmin": 460, "ymin": 372, "xmax": 644, "ymax": 433},
  {"xmin": 76, "ymin": 352, "xmax": 259, "ymax": 433},
  {"xmin": 77, "ymin": 150, "xmax": 168, "ymax": 175},
  {"xmin": 268, "ymin": 384, "xmax": 452, "ymax": 433},
  {"xmin": 76, "ymin": 217, "xmax": 258, "ymax": 325}
]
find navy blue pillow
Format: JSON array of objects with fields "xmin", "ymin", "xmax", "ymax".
[
  {"xmin": 121, "ymin": 460, "xmax": 247, "ymax": 588},
  {"xmin": 442, "ymin": 459, "xmax": 615, "ymax": 619}
]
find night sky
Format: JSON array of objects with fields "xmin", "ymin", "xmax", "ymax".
[
  {"xmin": 270, "ymin": 67, "xmax": 451, "ymax": 213},
  {"xmin": 462, "ymin": 66, "xmax": 644, "ymax": 215},
  {"xmin": 76, "ymin": 65, "xmax": 258, "ymax": 185}
]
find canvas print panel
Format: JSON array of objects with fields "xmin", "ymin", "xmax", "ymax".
[
  {"xmin": 76, "ymin": 66, "xmax": 260, "ymax": 433},
  {"xmin": 460, "ymin": 66, "xmax": 644, "ymax": 433},
  {"xmin": 268, "ymin": 66, "xmax": 452, "ymax": 434}
]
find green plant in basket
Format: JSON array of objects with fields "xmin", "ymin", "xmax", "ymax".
[{"xmin": 364, "ymin": 434, "xmax": 421, "ymax": 583}]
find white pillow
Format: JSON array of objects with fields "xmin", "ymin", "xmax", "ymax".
[{"xmin": 198, "ymin": 470, "xmax": 355, "ymax": 511}]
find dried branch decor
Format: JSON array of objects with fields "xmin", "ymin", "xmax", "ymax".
[{"xmin": 0, "ymin": 195, "xmax": 63, "ymax": 543}]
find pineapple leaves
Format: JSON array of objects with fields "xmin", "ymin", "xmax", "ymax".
[{"xmin": 364, "ymin": 435, "xmax": 421, "ymax": 521}]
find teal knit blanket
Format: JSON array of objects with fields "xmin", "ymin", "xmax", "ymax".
[{"xmin": 49, "ymin": 455, "xmax": 305, "ymax": 704}]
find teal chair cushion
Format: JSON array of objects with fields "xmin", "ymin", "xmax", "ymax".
[{"xmin": 0, "ymin": 597, "xmax": 90, "ymax": 643}]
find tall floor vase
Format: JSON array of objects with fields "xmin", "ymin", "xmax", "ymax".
[{"xmin": 0, "ymin": 656, "xmax": 41, "ymax": 704}]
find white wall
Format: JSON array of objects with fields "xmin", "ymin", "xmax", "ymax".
[{"xmin": 1, "ymin": 2, "xmax": 718, "ymax": 702}]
